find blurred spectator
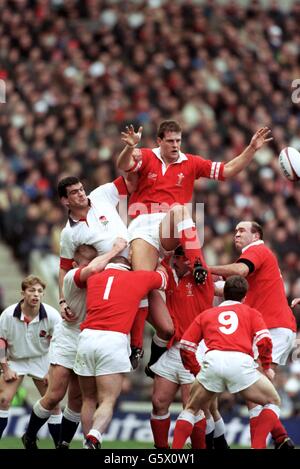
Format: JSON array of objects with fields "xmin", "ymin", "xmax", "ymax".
[{"xmin": 0, "ymin": 0, "xmax": 300, "ymax": 411}]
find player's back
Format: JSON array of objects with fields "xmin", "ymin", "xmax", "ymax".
[
  {"xmin": 199, "ymin": 302, "xmax": 260, "ymax": 357},
  {"xmin": 81, "ymin": 268, "xmax": 162, "ymax": 333},
  {"xmin": 242, "ymin": 243, "xmax": 296, "ymax": 331}
]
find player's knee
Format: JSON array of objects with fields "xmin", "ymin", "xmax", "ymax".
[
  {"xmin": 152, "ymin": 395, "xmax": 168, "ymax": 414},
  {"xmin": 42, "ymin": 392, "xmax": 61, "ymax": 409},
  {"xmin": 272, "ymin": 394, "xmax": 281, "ymax": 407},
  {"xmin": 0, "ymin": 395, "xmax": 12, "ymax": 410}
]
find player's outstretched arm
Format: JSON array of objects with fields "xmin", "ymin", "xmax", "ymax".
[
  {"xmin": 223, "ymin": 127, "xmax": 273, "ymax": 178},
  {"xmin": 209, "ymin": 262, "xmax": 249, "ymax": 278},
  {"xmin": 79, "ymin": 237, "xmax": 128, "ymax": 282},
  {"xmin": 117, "ymin": 124, "xmax": 143, "ymax": 171}
]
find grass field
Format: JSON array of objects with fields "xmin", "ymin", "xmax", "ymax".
[
  {"xmin": 0, "ymin": 437, "xmax": 159, "ymax": 449},
  {"xmin": 0, "ymin": 437, "xmax": 249, "ymax": 449}
]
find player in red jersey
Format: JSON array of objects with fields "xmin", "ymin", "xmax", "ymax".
[
  {"xmin": 117, "ymin": 121, "xmax": 272, "ymax": 371},
  {"xmin": 150, "ymin": 245, "xmax": 214, "ymax": 449},
  {"xmin": 172, "ymin": 275, "xmax": 281, "ymax": 449},
  {"xmin": 210, "ymin": 221, "xmax": 296, "ymax": 449},
  {"xmin": 73, "ymin": 256, "xmax": 167, "ymax": 449}
]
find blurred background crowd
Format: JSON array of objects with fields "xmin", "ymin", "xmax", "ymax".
[{"xmin": 1, "ymin": 0, "xmax": 300, "ymax": 417}]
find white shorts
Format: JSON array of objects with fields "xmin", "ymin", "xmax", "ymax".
[
  {"xmin": 253, "ymin": 328, "xmax": 296, "ymax": 365},
  {"xmin": 49, "ymin": 323, "xmax": 80, "ymax": 369},
  {"xmin": 197, "ymin": 350, "xmax": 260, "ymax": 393},
  {"xmin": 73, "ymin": 329, "xmax": 131, "ymax": 376},
  {"xmin": 150, "ymin": 344, "xmax": 195, "ymax": 385},
  {"xmin": 128, "ymin": 213, "xmax": 167, "ymax": 252},
  {"xmin": 196, "ymin": 339, "xmax": 208, "ymax": 364},
  {"xmin": 8, "ymin": 354, "xmax": 50, "ymax": 380}
]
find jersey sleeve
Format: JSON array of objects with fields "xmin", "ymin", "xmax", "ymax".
[
  {"xmin": 63, "ymin": 269, "xmax": 84, "ymax": 306},
  {"xmin": 238, "ymin": 246, "xmax": 263, "ymax": 273},
  {"xmin": 89, "ymin": 178, "xmax": 126, "ymax": 207},
  {"xmin": 46, "ymin": 305, "xmax": 62, "ymax": 335},
  {"xmin": 251, "ymin": 308, "xmax": 273, "ymax": 369},
  {"xmin": 0, "ymin": 310, "xmax": 9, "ymax": 342},
  {"xmin": 125, "ymin": 148, "xmax": 145, "ymax": 173},
  {"xmin": 60, "ymin": 227, "xmax": 75, "ymax": 270},
  {"xmin": 191, "ymin": 154, "xmax": 225, "ymax": 181},
  {"xmin": 179, "ymin": 316, "xmax": 203, "ymax": 376}
]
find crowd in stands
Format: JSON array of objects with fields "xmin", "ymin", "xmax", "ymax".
[{"xmin": 1, "ymin": 0, "xmax": 300, "ymax": 414}]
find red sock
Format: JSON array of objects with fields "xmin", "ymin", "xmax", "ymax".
[
  {"xmin": 172, "ymin": 420, "xmax": 194, "ymax": 449},
  {"xmin": 178, "ymin": 224, "xmax": 205, "ymax": 266},
  {"xmin": 130, "ymin": 307, "xmax": 148, "ymax": 349},
  {"xmin": 271, "ymin": 419, "xmax": 288, "ymax": 443},
  {"xmin": 191, "ymin": 418, "xmax": 206, "ymax": 449},
  {"xmin": 252, "ymin": 409, "xmax": 279, "ymax": 449},
  {"xmin": 250, "ymin": 416, "xmax": 259, "ymax": 446},
  {"xmin": 150, "ymin": 414, "xmax": 170, "ymax": 448}
]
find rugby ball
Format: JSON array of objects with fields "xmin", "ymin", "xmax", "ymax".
[{"xmin": 279, "ymin": 147, "xmax": 300, "ymax": 181}]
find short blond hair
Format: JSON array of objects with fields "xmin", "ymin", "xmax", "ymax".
[{"xmin": 21, "ymin": 275, "xmax": 46, "ymax": 291}]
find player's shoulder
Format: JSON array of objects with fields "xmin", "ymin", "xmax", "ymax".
[
  {"xmin": 0, "ymin": 303, "xmax": 19, "ymax": 318},
  {"xmin": 42, "ymin": 303, "xmax": 61, "ymax": 319}
]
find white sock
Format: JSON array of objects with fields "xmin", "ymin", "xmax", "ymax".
[
  {"xmin": 153, "ymin": 333, "xmax": 169, "ymax": 348},
  {"xmin": 205, "ymin": 416, "xmax": 215, "ymax": 434},
  {"xmin": 87, "ymin": 428, "xmax": 102, "ymax": 443},
  {"xmin": 214, "ymin": 418, "xmax": 225, "ymax": 438},
  {"xmin": 33, "ymin": 400, "xmax": 52, "ymax": 419}
]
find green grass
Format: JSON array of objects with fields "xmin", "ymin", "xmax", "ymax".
[{"xmin": 0, "ymin": 437, "xmax": 156, "ymax": 449}]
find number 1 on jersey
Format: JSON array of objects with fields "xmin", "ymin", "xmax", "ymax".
[{"xmin": 103, "ymin": 276, "xmax": 114, "ymax": 300}]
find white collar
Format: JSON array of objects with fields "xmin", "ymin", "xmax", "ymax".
[
  {"xmin": 219, "ymin": 300, "xmax": 241, "ymax": 306},
  {"xmin": 241, "ymin": 239, "xmax": 264, "ymax": 253},
  {"xmin": 152, "ymin": 147, "xmax": 188, "ymax": 165},
  {"xmin": 105, "ymin": 263, "xmax": 131, "ymax": 271}
]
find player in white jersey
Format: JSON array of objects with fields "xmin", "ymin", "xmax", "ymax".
[
  {"xmin": 0, "ymin": 276, "xmax": 61, "ymax": 447},
  {"xmin": 57, "ymin": 175, "xmax": 129, "ymax": 319},
  {"xmin": 23, "ymin": 239, "xmax": 127, "ymax": 449}
]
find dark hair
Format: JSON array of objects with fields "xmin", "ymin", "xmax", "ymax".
[
  {"xmin": 157, "ymin": 120, "xmax": 182, "ymax": 139},
  {"xmin": 57, "ymin": 176, "xmax": 81, "ymax": 198},
  {"xmin": 108, "ymin": 255, "xmax": 131, "ymax": 269},
  {"xmin": 250, "ymin": 222, "xmax": 263, "ymax": 240},
  {"xmin": 73, "ymin": 244, "xmax": 98, "ymax": 265},
  {"xmin": 223, "ymin": 275, "xmax": 248, "ymax": 302},
  {"xmin": 174, "ymin": 245, "xmax": 185, "ymax": 256}
]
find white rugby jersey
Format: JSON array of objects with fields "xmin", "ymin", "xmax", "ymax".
[
  {"xmin": 0, "ymin": 302, "xmax": 61, "ymax": 360},
  {"xmin": 60, "ymin": 179, "xmax": 129, "ymax": 271},
  {"xmin": 63, "ymin": 267, "xmax": 86, "ymax": 329}
]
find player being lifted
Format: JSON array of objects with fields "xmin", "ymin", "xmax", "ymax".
[{"xmin": 117, "ymin": 121, "xmax": 272, "ymax": 370}]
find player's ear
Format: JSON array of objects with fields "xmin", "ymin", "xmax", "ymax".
[{"xmin": 61, "ymin": 196, "xmax": 69, "ymax": 208}]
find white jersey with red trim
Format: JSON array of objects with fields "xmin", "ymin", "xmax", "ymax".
[
  {"xmin": 60, "ymin": 178, "xmax": 129, "ymax": 270},
  {"xmin": 63, "ymin": 267, "xmax": 87, "ymax": 328}
]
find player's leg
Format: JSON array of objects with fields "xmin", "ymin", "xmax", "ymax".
[
  {"xmin": 57, "ymin": 372, "xmax": 82, "ymax": 449},
  {"xmin": 0, "ymin": 374, "xmax": 23, "ymax": 438},
  {"xmin": 145, "ymin": 290, "xmax": 174, "ymax": 378},
  {"xmin": 173, "ymin": 380, "xmax": 215, "ymax": 449},
  {"xmin": 84, "ymin": 374, "xmax": 124, "ymax": 449},
  {"xmin": 209, "ymin": 396, "xmax": 229, "ymax": 449},
  {"xmin": 129, "ymin": 238, "xmax": 158, "ymax": 367},
  {"xmin": 180, "ymin": 384, "xmax": 206, "ymax": 449},
  {"xmin": 240, "ymin": 374, "xmax": 281, "ymax": 449},
  {"xmin": 24, "ymin": 364, "xmax": 69, "ymax": 448},
  {"xmin": 32, "ymin": 375, "xmax": 62, "ymax": 448},
  {"xmin": 130, "ymin": 239, "xmax": 174, "ymax": 371},
  {"xmin": 160, "ymin": 205, "xmax": 207, "ymax": 285},
  {"xmin": 151, "ymin": 375, "xmax": 178, "ymax": 449},
  {"xmin": 78, "ymin": 376, "xmax": 97, "ymax": 437}
]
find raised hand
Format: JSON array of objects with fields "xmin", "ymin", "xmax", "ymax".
[
  {"xmin": 121, "ymin": 124, "xmax": 143, "ymax": 148},
  {"xmin": 250, "ymin": 127, "xmax": 273, "ymax": 151},
  {"xmin": 291, "ymin": 297, "xmax": 300, "ymax": 308}
]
